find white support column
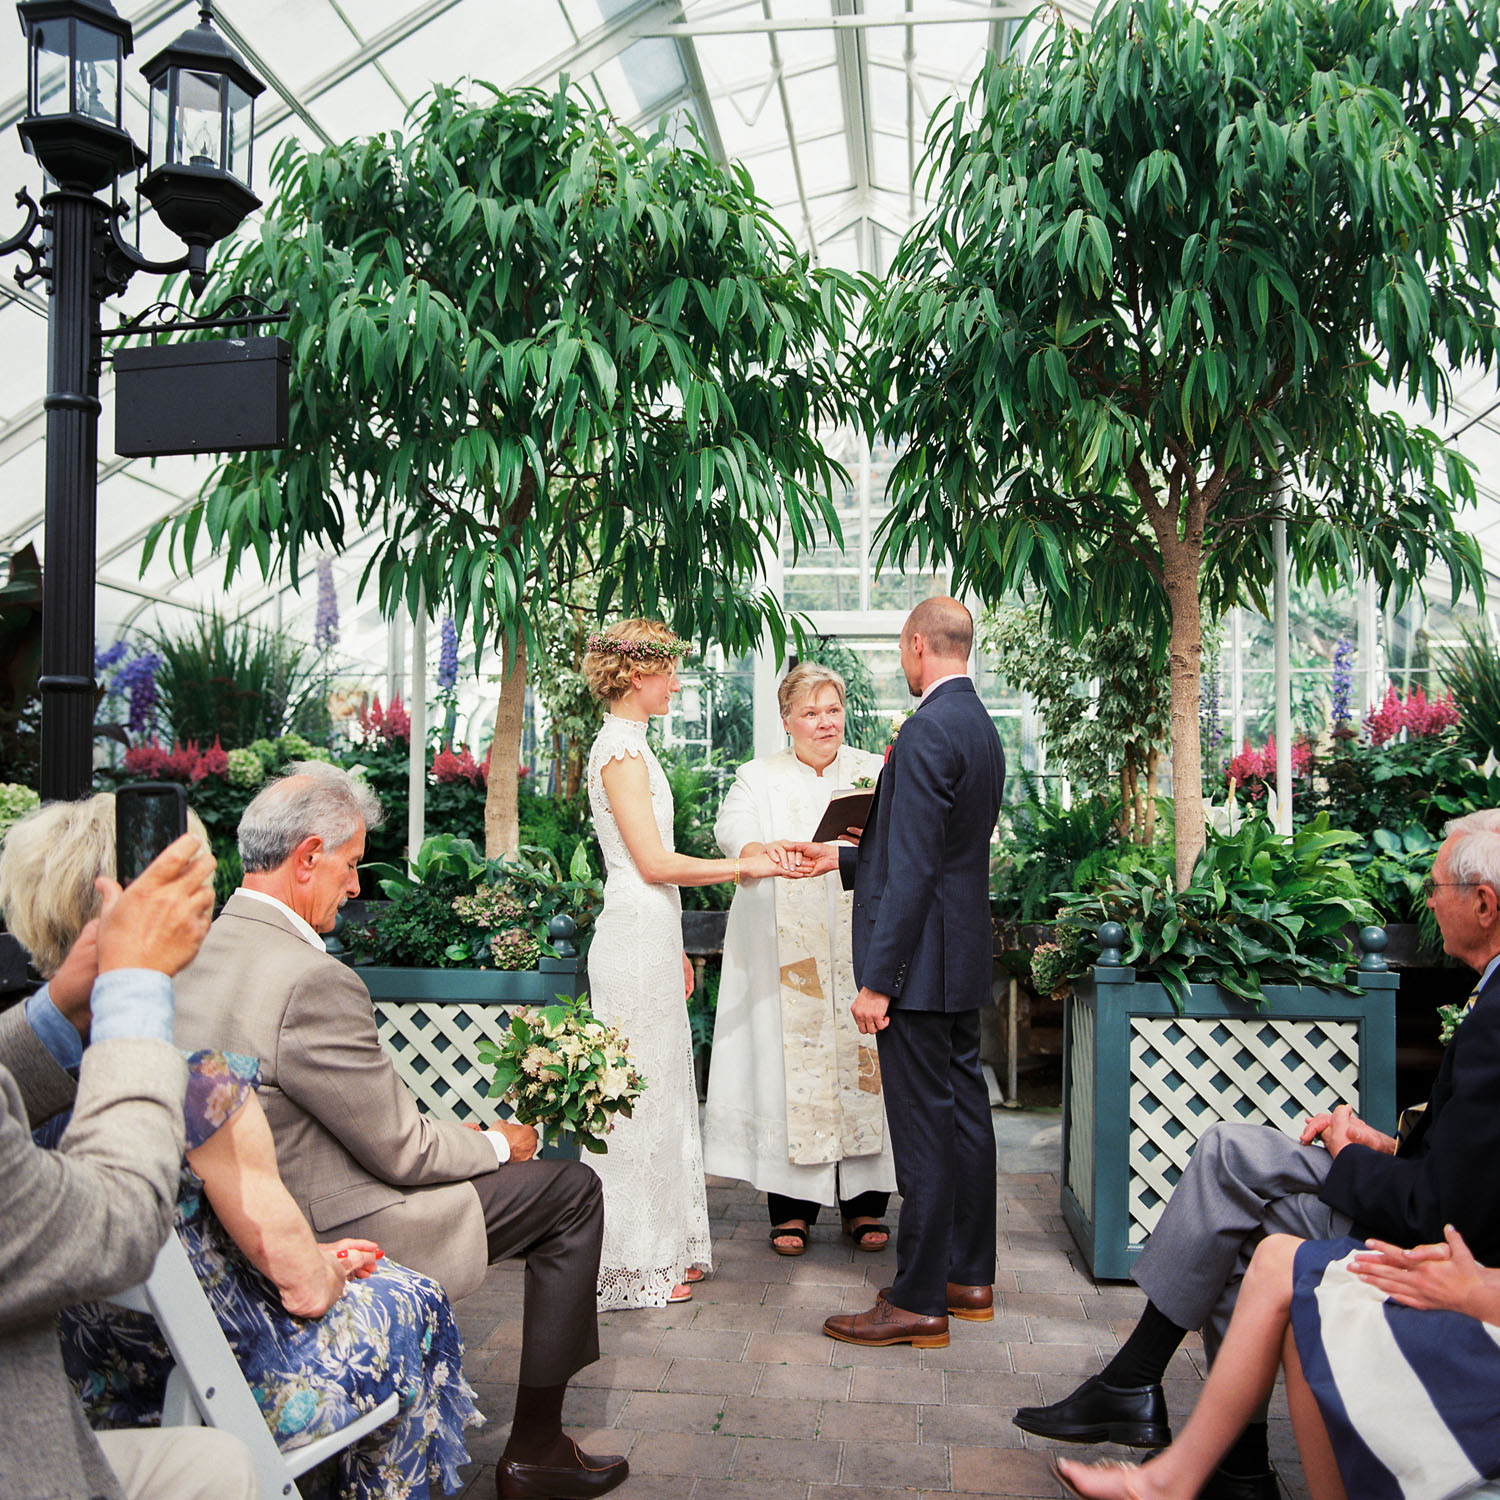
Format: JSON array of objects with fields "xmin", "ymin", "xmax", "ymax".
[
  {"xmin": 386, "ymin": 611, "xmax": 406, "ymax": 705},
  {"xmin": 1357, "ymin": 573, "xmax": 1381, "ymax": 715},
  {"xmin": 1230, "ymin": 606, "xmax": 1246, "ymax": 749},
  {"xmin": 753, "ymin": 532, "xmax": 788, "ymax": 759},
  {"xmin": 407, "ymin": 591, "xmax": 427, "ymax": 860},
  {"xmin": 1273, "ymin": 518, "xmax": 1292, "ymax": 833}
]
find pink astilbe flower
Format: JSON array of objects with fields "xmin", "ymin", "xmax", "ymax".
[{"xmin": 1364, "ymin": 684, "xmax": 1461, "ymax": 746}]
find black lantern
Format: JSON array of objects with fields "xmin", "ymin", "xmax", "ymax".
[
  {"xmin": 16, "ymin": 0, "xmax": 141, "ymax": 189},
  {"xmin": 138, "ymin": 4, "xmax": 264, "ymax": 293}
]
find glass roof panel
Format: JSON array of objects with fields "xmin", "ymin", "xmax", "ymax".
[{"xmin": 0, "ymin": 0, "xmax": 1495, "ymax": 684}]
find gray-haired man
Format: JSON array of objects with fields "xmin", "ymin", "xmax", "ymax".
[
  {"xmin": 174, "ymin": 764, "xmax": 627, "ymax": 1500},
  {"xmin": 1015, "ymin": 809, "xmax": 1500, "ymax": 1500}
]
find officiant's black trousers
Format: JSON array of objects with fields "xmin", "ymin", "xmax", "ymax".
[
  {"xmin": 767, "ymin": 1188, "xmax": 890, "ymax": 1228},
  {"xmin": 876, "ymin": 1008, "xmax": 997, "ymax": 1317}
]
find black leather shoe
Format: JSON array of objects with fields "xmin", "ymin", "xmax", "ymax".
[
  {"xmin": 1012, "ymin": 1373, "xmax": 1171, "ymax": 1447},
  {"xmin": 1200, "ymin": 1465, "xmax": 1278, "ymax": 1500},
  {"xmin": 496, "ymin": 1436, "xmax": 629, "ymax": 1498}
]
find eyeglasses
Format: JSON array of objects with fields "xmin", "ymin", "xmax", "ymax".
[{"xmin": 1422, "ymin": 876, "xmax": 1475, "ymax": 898}]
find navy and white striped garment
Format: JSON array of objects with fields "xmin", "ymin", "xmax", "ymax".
[{"xmin": 1291, "ymin": 1236, "xmax": 1500, "ymax": 1500}]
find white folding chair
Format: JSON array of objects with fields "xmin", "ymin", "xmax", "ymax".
[{"xmin": 106, "ymin": 1233, "xmax": 400, "ymax": 1500}]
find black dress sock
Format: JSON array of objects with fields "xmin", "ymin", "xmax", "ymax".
[
  {"xmin": 503, "ymin": 1382, "xmax": 567, "ymax": 1460},
  {"xmin": 1098, "ymin": 1301, "xmax": 1189, "ymax": 1388},
  {"xmin": 1221, "ymin": 1422, "xmax": 1271, "ymax": 1476}
]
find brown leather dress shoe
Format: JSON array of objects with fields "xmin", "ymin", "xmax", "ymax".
[
  {"xmin": 823, "ymin": 1295, "xmax": 949, "ymax": 1348},
  {"xmin": 880, "ymin": 1282, "xmax": 994, "ymax": 1321},
  {"xmin": 496, "ymin": 1436, "xmax": 629, "ymax": 1499}
]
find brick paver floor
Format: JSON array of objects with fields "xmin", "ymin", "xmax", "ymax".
[{"xmin": 452, "ymin": 1107, "xmax": 1309, "ymax": 1499}]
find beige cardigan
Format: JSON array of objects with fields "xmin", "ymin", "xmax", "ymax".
[{"xmin": 0, "ymin": 1004, "xmax": 187, "ymax": 1500}]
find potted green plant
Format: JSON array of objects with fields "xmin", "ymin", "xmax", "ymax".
[
  {"xmin": 343, "ymin": 834, "xmax": 603, "ymax": 1124},
  {"xmin": 1052, "ymin": 815, "xmax": 1398, "ymax": 1278}
]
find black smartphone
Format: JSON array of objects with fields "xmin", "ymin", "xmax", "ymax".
[{"xmin": 115, "ymin": 782, "xmax": 188, "ymax": 885}]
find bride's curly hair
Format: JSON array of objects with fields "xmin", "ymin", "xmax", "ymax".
[{"xmin": 583, "ymin": 619, "xmax": 687, "ymax": 702}]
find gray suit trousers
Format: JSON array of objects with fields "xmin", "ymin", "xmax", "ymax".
[
  {"xmin": 471, "ymin": 1156, "xmax": 604, "ymax": 1386},
  {"xmin": 1132, "ymin": 1123, "xmax": 1350, "ymax": 1360}
]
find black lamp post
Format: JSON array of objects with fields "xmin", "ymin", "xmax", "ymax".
[{"xmin": 1, "ymin": 0, "xmax": 264, "ymax": 800}]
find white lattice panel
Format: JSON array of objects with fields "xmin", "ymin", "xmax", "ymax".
[
  {"xmin": 1127, "ymin": 1016, "xmax": 1360, "ymax": 1245},
  {"xmin": 1066, "ymin": 1000, "xmax": 1096, "ymax": 1217},
  {"xmin": 374, "ymin": 1002, "xmax": 509, "ymax": 1123}
]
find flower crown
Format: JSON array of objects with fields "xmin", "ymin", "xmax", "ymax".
[{"xmin": 585, "ymin": 634, "xmax": 690, "ymax": 664}]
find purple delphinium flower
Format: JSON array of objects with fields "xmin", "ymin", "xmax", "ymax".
[
  {"xmin": 116, "ymin": 650, "xmax": 162, "ymax": 736},
  {"xmin": 437, "ymin": 615, "xmax": 458, "ymax": 694},
  {"xmin": 1331, "ymin": 636, "xmax": 1354, "ymax": 728},
  {"xmin": 94, "ymin": 640, "xmax": 129, "ymax": 675},
  {"xmin": 313, "ymin": 557, "xmax": 340, "ymax": 652}
]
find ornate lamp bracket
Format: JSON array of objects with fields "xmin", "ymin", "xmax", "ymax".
[
  {"xmin": 0, "ymin": 187, "xmax": 46, "ymax": 287},
  {"xmin": 100, "ymin": 198, "xmax": 190, "ymax": 299}
]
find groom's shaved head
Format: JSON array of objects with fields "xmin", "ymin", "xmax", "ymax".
[{"xmin": 904, "ymin": 597, "xmax": 973, "ymax": 662}]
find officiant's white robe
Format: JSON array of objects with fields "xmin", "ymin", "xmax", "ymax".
[{"xmin": 702, "ymin": 745, "xmax": 897, "ymax": 1205}]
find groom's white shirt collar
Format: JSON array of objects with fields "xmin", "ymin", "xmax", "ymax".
[
  {"xmin": 918, "ymin": 672, "xmax": 970, "ymax": 705},
  {"xmin": 238, "ymin": 887, "xmax": 326, "ymax": 951}
]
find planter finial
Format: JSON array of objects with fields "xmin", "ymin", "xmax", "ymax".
[
  {"xmin": 1097, "ymin": 922, "xmax": 1125, "ymax": 966},
  {"xmin": 1356, "ymin": 925, "xmax": 1389, "ymax": 973},
  {"xmin": 548, "ymin": 912, "xmax": 578, "ymax": 959}
]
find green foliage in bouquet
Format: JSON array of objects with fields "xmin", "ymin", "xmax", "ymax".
[
  {"xmin": 478, "ymin": 994, "xmax": 645, "ymax": 1154},
  {"xmin": 1057, "ymin": 815, "xmax": 1377, "ymax": 1010}
]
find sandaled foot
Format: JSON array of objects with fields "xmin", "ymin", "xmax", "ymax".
[
  {"xmin": 770, "ymin": 1221, "xmax": 809, "ymax": 1256},
  {"xmin": 683, "ymin": 1266, "xmax": 707, "ymax": 1283},
  {"xmin": 667, "ymin": 1283, "xmax": 693, "ymax": 1303},
  {"xmin": 842, "ymin": 1216, "xmax": 890, "ymax": 1251},
  {"xmin": 1052, "ymin": 1455, "xmax": 1148, "ymax": 1500}
]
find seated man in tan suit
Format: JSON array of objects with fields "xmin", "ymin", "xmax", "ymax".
[{"xmin": 173, "ymin": 764, "xmax": 626, "ymax": 1500}]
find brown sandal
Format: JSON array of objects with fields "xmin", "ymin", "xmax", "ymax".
[{"xmin": 769, "ymin": 1223, "xmax": 808, "ymax": 1257}]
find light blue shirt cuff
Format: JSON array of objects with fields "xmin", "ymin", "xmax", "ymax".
[
  {"xmin": 25, "ymin": 985, "xmax": 84, "ymax": 1070},
  {"xmin": 87, "ymin": 970, "xmax": 175, "ymax": 1046}
]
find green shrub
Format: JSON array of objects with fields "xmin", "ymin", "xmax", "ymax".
[{"xmin": 1057, "ymin": 814, "xmax": 1377, "ymax": 1009}]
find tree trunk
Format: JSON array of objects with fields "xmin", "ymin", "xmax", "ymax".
[
  {"xmin": 484, "ymin": 632, "xmax": 527, "ymax": 858},
  {"xmin": 565, "ymin": 747, "xmax": 582, "ymax": 800},
  {"xmin": 1144, "ymin": 747, "xmax": 1159, "ymax": 845},
  {"xmin": 1160, "ymin": 534, "xmax": 1205, "ymax": 889}
]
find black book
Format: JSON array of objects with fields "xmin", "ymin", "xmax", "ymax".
[{"xmin": 811, "ymin": 787, "xmax": 875, "ymax": 844}]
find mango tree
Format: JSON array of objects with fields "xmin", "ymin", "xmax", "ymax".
[
  {"xmin": 155, "ymin": 83, "xmax": 858, "ymax": 853},
  {"xmin": 867, "ymin": 0, "xmax": 1497, "ymax": 887}
]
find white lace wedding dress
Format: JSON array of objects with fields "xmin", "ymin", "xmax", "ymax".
[{"xmin": 586, "ymin": 713, "xmax": 712, "ymax": 1308}]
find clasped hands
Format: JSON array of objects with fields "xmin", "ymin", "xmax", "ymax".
[
  {"xmin": 758, "ymin": 835, "xmax": 856, "ymax": 881},
  {"xmin": 1299, "ymin": 1102, "xmax": 1398, "ymax": 1158}
]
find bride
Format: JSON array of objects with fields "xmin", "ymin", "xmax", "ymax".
[{"xmin": 583, "ymin": 619, "xmax": 803, "ymax": 1308}]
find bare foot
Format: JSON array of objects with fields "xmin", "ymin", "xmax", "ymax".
[
  {"xmin": 683, "ymin": 1266, "xmax": 706, "ymax": 1283},
  {"xmin": 845, "ymin": 1215, "xmax": 889, "ymax": 1249},
  {"xmin": 772, "ymin": 1220, "xmax": 808, "ymax": 1252},
  {"xmin": 1054, "ymin": 1456, "xmax": 1146, "ymax": 1499},
  {"xmin": 668, "ymin": 1283, "xmax": 693, "ymax": 1302}
]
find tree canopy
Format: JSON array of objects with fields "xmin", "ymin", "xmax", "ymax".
[
  {"xmin": 155, "ymin": 83, "xmax": 859, "ymax": 851},
  {"xmin": 867, "ymin": 0, "xmax": 1499, "ymax": 885}
]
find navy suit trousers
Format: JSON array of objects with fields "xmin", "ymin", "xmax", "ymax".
[{"xmin": 877, "ymin": 1008, "xmax": 997, "ymax": 1316}]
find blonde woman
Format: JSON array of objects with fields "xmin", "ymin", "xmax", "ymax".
[
  {"xmin": 702, "ymin": 664, "xmax": 896, "ymax": 1256},
  {"xmin": 584, "ymin": 620, "xmax": 801, "ymax": 1308}
]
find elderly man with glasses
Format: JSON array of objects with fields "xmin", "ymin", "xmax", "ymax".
[{"xmin": 1012, "ymin": 808, "xmax": 1500, "ymax": 1500}]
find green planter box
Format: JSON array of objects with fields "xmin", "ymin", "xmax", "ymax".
[
  {"xmin": 353, "ymin": 916, "xmax": 585, "ymax": 1140},
  {"xmin": 1061, "ymin": 928, "xmax": 1398, "ymax": 1281}
]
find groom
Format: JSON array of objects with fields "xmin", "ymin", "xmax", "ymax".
[{"xmin": 794, "ymin": 596, "xmax": 1005, "ymax": 1347}]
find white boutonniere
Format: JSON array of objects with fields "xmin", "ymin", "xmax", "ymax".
[{"xmin": 884, "ymin": 709, "xmax": 914, "ymax": 763}]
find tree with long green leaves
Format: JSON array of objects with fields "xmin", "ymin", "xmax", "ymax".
[
  {"xmin": 153, "ymin": 83, "xmax": 858, "ymax": 853},
  {"xmin": 867, "ymin": 0, "xmax": 1498, "ymax": 888}
]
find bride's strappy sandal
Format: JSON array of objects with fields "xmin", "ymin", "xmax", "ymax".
[{"xmin": 1050, "ymin": 1455, "xmax": 1148, "ymax": 1500}]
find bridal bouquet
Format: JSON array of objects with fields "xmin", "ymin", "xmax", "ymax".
[{"xmin": 477, "ymin": 995, "xmax": 645, "ymax": 1154}]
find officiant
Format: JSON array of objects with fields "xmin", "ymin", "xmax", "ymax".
[{"xmin": 702, "ymin": 663, "xmax": 897, "ymax": 1256}]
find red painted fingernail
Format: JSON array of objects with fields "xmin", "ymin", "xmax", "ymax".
[
  {"xmin": 337, "ymin": 1249, "xmax": 348, "ymax": 1258},
  {"xmin": 376, "ymin": 1249, "xmax": 384, "ymax": 1258}
]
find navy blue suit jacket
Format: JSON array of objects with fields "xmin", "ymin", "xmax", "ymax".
[
  {"xmin": 839, "ymin": 678, "xmax": 1005, "ymax": 1013},
  {"xmin": 1321, "ymin": 959, "xmax": 1500, "ymax": 1260}
]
